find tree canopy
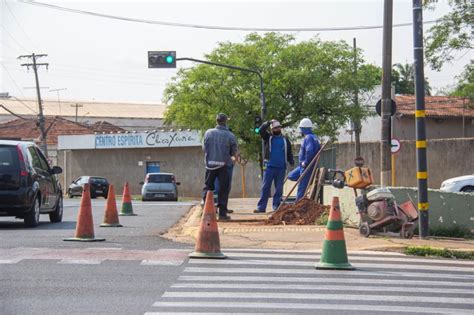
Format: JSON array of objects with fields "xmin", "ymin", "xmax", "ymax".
[
  {"xmin": 163, "ymin": 33, "xmax": 379, "ymax": 159},
  {"xmin": 392, "ymin": 63, "xmax": 432, "ymax": 95}
]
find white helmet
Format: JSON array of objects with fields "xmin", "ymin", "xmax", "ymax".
[{"xmin": 298, "ymin": 118, "xmax": 313, "ymax": 128}]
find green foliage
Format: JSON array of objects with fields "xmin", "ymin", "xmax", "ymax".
[
  {"xmin": 430, "ymin": 225, "xmax": 474, "ymax": 239},
  {"xmin": 164, "ymin": 33, "xmax": 380, "ymax": 160},
  {"xmin": 424, "ymin": 0, "xmax": 473, "ymax": 71},
  {"xmin": 315, "ymin": 208, "xmax": 329, "ymax": 225},
  {"xmin": 391, "ymin": 63, "xmax": 432, "ymax": 95},
  {"xmin": 404, "ymin": 246, "xmax": 474, "ymax": 260},
  {"xmin": 450, "ymin": 60, "xmax": 474, "ymax": 100}
]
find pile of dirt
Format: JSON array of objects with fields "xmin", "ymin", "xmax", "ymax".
[{"xmin": 265, "ymin": 198, "xmax": 329, "ymax": 225}]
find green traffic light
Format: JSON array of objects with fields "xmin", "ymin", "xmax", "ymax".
[
  {"xmin": 165, "ymin": 55, "xmax": 174, "ymax": 64},
  {"xmin": 254, "ymin": 128, "xmax": 260, "ymax": 134}
]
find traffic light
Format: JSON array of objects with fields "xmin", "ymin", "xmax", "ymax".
[
  {"xmin": 254, "ymin": 116, "xmax": 262, "ymax": 134},
  {"xmin": 148, "ymin": 51, "xmax": 176, "ymax": 68}
]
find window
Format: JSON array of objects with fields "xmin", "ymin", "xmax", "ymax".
[
  {"xmin": 148, "ymin": 174, "xmax": 173, "ymax": 183},
  {"xmin": 0, "ymin": 146, "xmax": 19, "ymax": 171},
  {"xmin": 28, "ymin": 147, "xmax": 43, "ymax": 170}
]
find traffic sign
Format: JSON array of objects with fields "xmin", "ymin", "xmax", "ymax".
[
  {"xmin": 376, "ymin": 99, "xmax": 397, "ymax": 116},
  {"xmin": 391, "ymin": 138, "xmax": 401, "ymax": 154},
  {"xmin": 354, "ymin": 156, "xmax": 364, "ymax": 167}
]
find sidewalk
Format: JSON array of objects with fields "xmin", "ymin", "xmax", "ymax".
[{"xmin": 163, "ymin": 198, "xmax": 474, "ymax": 252}]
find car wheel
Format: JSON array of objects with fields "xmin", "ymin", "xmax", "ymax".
[
  {"xmin": 24, "ymin": 197, "xmax": 40, "ymax": 228},
  {"xmin": 461, "ymin": 186, "xmax": 474, "ymax": 193},
  {"xmin": 68, "ymin": 189, "xmax": 74, "ymax": 198},
  {"xmin": 49, "ymin": 195, "xmax": 63, "ymax": 223}
]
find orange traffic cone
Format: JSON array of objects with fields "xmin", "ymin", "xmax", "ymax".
[
  {"xmin": 315, "ymin": 196, "xmax": 354, "ymax": 270},
  {"xmin": 119, "ymin": 182, "xmax": 136, "ymax": 216},
  {"xmin": 100, "ymin": 184, "xmax": 122, "ymax": 227},
  {"xmin": 189, "ymin": 191, "xmax": 226, "ymax": 259},
  {"xmin": 64, "ymin": 183, "xmax": 105, "ymax": 242}
]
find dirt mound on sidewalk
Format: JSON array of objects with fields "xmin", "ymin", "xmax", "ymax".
[{"xmin": 265, "ymin": 198, "xmax": 329, "ymax": 225}]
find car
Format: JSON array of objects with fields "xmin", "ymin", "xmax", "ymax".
[
  {"xmin": 140, "ymin": 172, "xmax": 180, "ymax": 201},
  {"xmin": 0, "ymin": 140, "xmax": 63, "ymax": 227},
  {"xmin": 440, "ymin": 175, "xmax": 474, "ymax": 193},
  {"xmin": 67, "ymin": 176, "xmax": 109, "ymax": 198}
]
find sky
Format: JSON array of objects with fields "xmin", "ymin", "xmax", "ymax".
[{"xmin": 0, "ymin": 0, "xmax": 471, "ymax": 105}]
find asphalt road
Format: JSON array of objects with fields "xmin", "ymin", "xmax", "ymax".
[
  {"xmin": 2, "ymin": 199, "xmax": 474, "ymax": 314},
  {"xmin": 0, "ymin": 198, "xmax": 195, "ymax": 314}
]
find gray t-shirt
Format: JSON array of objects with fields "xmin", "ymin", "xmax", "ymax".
[{"xmin": 203, "ymin": 125, "xmax": 237, "ymax": 170}]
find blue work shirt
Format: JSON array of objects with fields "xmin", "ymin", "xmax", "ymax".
[
  {"xmin": 268, "ymin": 136, "xmax": 286, "ymax": 169},
  {"xmin": 299, "ymin": 130, "xmax": 320, "ymax": 167}
]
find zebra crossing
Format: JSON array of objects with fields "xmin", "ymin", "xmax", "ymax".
[{"xmin": 146, "ymin": 249, "xmax": 474, "ymax": 314}]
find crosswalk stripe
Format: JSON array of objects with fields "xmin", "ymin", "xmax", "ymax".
[
  {"xmin": 178, "ymin": 275, "xmax": 474, "ymax": 287},
  {"xmin": 170, "ymin": 282, "xmax": 474, "ymax": 294},
  {"xmin": 151, "ymin": 301, "xmax": 473, "ymax": 314},
  {"xmin": 184, "ymin": 267, "xmax": 474, "ymax": 280},
  {"xmin": 187, "ymin": 259, "xmax": 474, "ymax": 272},
  {"xmin": 225, "ymin": 252, "xmax": 474, "ymax": 265},
  {"xmin": 163, "ymin": 291, "xmax": 474, "ymax": 304}
]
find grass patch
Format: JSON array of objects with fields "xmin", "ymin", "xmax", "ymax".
[
  {"xmin": 315, "ymin": 209, "xmax": 329, "ymax": 225},
  {"xmin": 404, "ymin": 246, "xmax": 474, "ymax": 260},
  {"xmin": 430, "ymin": 226, "xmax": 474, "ymax": 239}
]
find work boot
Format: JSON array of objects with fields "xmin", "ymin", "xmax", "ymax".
[{"xmin": 218, "ymin": 215, "xmax": 231, "ymax": 221}]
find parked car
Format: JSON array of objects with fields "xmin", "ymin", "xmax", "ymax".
[
  {"xmin": 68, "ymin": 176, "xmax": 109, "ymax": 198},
  {"xmin": 440, "ymin": 175, "xmax": 474, "ymax": 193},
  {"xmin": 140, "ymin": 172, "xmax": 180, "ymax": 201},
  {"xmin": 0, "ymin": 140, "xmax": 63, "ymax": 227}
]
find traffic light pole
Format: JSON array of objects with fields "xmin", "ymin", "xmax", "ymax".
[{"xmin": 176, "ymin": 57, "xmax": 266, "ymax": 171}]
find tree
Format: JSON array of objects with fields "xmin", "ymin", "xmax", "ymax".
[
  {"xmin": 450, "ymin": 60, "xmax": 474, "ymax": 100},
  {"xmin": 164, "ymin": 33, "xmax": 379, "ymax": 160},
  {"xmin": 424, "ymin": 0, "xmax": 473, "ymax": 71},
  {"xmin": 391, "ymin": 62, "xmax": 432, "ymax": 95}
]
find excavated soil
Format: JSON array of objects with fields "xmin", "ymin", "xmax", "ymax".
[{"xmin": 266, "ymin": 198, "xmax": 329, "ymax": 225}]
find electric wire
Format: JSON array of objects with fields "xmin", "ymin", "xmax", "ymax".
[
  {"xmin": 0, "ymin": 24, "xmax": 30, "ymax": 53},
  {"xmin": 19, "ymin": 0, "xmax": 439, "ymax": 32},
  {"xmin": 1, "ymin": 64, "xmax": 37, "ymax": 113},
  {"xmin": 3, "ymin": 0, "xmax": 40, "ymax": 51}
]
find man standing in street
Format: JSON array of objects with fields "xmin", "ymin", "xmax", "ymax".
[
  {"xmin": 203, "ymin": 113, "xmax": 238, "ymax": 220},
  {"xmin": 288, "ymin": 118, "xmax": 321, "ymax": 201},
  {"xmin": 255, "ymin": 119, "xmax": 294, "ymax": 213}
]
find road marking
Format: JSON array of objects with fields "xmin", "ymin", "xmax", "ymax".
[
  {"xmin": 187, "ymin": 258, "xmax": 474, "ymax": 272},
  {"xmin": 178, "ymin": 275, "xmax": 473, "ymax": 288},
  {"xmin": 184, "ymin": 267, "xmax": 473, "ymax": 280},
  {"xmin": 151, "ymin": 301, "xmax": 473, "ymax": 314},
  {"xmin": 224, "ymin": 252, "xmax": 474, "ymax": 265},
  {"xmin": 163, "ymin": 291, "xmax": 474, "ymax": 305},
  {"xmin": 171, "ymin": 283, "xmax": 474, "ymax": 294}
]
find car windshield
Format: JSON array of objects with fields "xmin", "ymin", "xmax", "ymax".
[
  {"xmin": 148, "ymin": 174, "xmax": 173, "ymax": 183},
  {"xmin": 90, "ymin": 177, "xmax": 107, "ymax": 184}
]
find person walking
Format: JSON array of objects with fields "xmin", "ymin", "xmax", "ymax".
[
  {"xmin": 202, "ymin": 113, "xmax": 238, "ymax": 220},
  {"xmin": 288, "ymin": 118, "xmax": 321, "ymax": 201},
  {"xmin": 255, "ymin": 119, "xmax": 294, "ymax": 213}
]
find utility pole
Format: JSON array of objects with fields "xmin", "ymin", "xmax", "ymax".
[
  {"xmin": 353, "ymin": 37, "xmax": 361, "ymax": 159},
  {"xmin": 70, "ymin": 103, "xmax": 83, "ymax": 123},
  {"xmin": 49, "ymin": 88, "xmax": 67, "ymax": 116},
  {"xmin": 380, "ymin": 0, "xmax": 393, "ymax": 186},
  {"xmin": 18, "ymin": 53, "xmax": 49, "ymax": 157},
  {"xmin": 413, "ymin": 0, "xmax": 429, "ymax": 238}
]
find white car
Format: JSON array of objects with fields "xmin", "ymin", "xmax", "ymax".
[{"xmin": 440, "ymin": 175, "xmax": 474, "ymax": 193}]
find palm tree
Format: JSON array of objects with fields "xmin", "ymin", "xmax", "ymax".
[{"xmin": 392, "ymin": 62, "xmax": 431, "ymax": 95}]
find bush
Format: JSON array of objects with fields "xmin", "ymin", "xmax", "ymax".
[{"xmin": 404, "ymin": 246, "xmax": 474, "ymax": 260}]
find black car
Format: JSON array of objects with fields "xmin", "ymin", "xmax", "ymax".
[
  {"xmin": 0, "ymin": 140, "xmax": 63, "ymax": 227},
  {"xmin": 68, "ymin": 176, "xmax": 109, "ymax": 199}
]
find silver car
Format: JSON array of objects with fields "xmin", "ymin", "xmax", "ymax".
[
  {"xmin": 140, "ymin": 172, "xmax": 180, "ymax": 201},
  {"xmin": 440, "ymin": 175, "xmax": 474, "ymax": 193}
]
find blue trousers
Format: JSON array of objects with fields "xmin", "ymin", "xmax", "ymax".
[
  {"xmin": 288, "ymin": 165, "xmax": 314, "ymax": 201},
  {"xmin": 256, "ymin": 166, "xmax": 286, "ymax": 212}
]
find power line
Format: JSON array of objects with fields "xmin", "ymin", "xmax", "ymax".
[
  {"xmin": 19, "ymin": 0, "xmax": 439, "ymax": 32},
  {"xmin": 0, "ymin": 64, "xmax": 37, "ymax": 113},
  {"xmin": 3, "ymin": 0, "xmax": 40, "ymax": 51},
  {"xmin": 0, "ymin": 104, "xmax": 29, "ymax": 120},
  {"xmin": 0, "ymin": 24, "xmax": 29, "ymax": 53}
]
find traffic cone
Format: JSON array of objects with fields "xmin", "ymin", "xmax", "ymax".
[
  {"xmin": 119, "ymin": 182, "xmax": 136, "ymax": 216},
  {"xmin": 100, "ymin": 184, "xmax": 122, "ymax": 227},
  {"xmin": 64, "ymin": 183, "xmax": 105, "ymax": 242},
  {"xmin": 189, "ymin": 191, "xmax": 226, "ymax": 259},
  {"xmin": 316, "ymin": 196, "xmax": 354, "ymax": 270}
]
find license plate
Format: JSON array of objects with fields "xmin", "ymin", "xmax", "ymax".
[
  {"xmin": 96, "ymin": 190, "xmax": 102, "ymax": 193},
  {"xmin": 155, "ymin": 194, "xmax": 165, "ymax": 198}
]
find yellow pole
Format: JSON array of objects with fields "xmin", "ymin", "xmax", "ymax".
[
  {"xmin": 241, "ymin": 164, "xmax": 246, "ymax": 198},
  {"xmin": 391, "ymin": 154, "xmax": 396, "ymax": 186}
]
